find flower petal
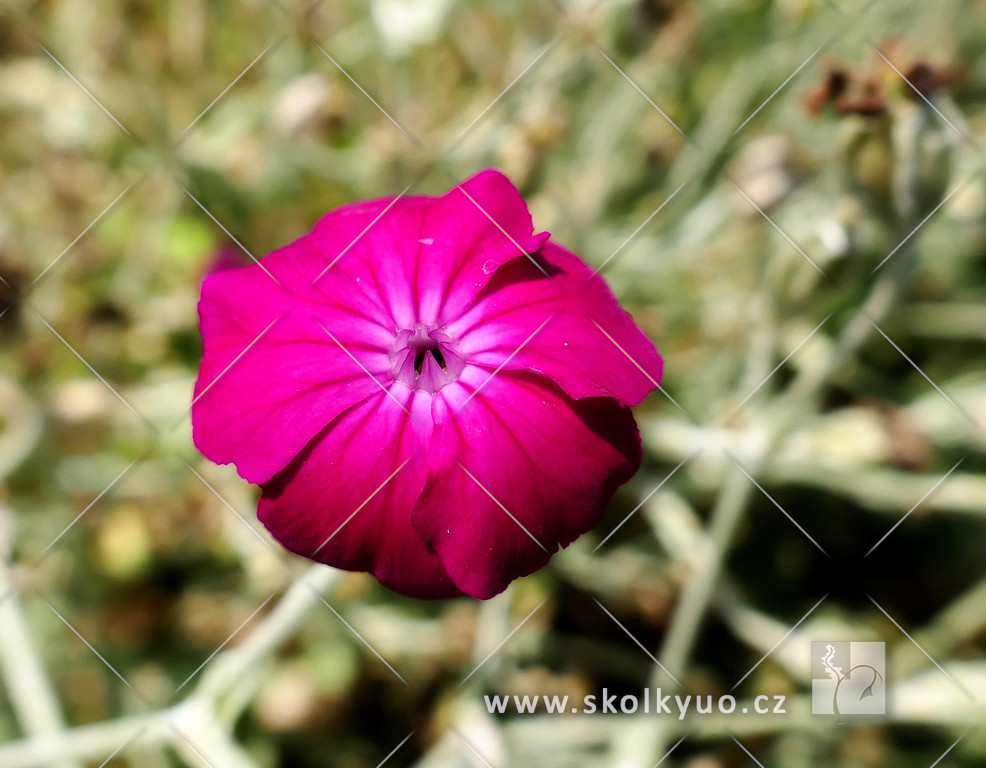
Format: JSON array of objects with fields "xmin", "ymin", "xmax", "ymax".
[
  {"xmin": 258, "ymin": 391, "xmax": 461, "ymax": 600},
  {"xmin": 450, "ymin": 242, "xmax": 664, "ymax": 406},
  {"xmin": 318, "ymin": 169, "xmax": 548, "ymax": 328},
  {"xmin": 413, "ymin": 372, "xmax": 641, "ymax": 599},
  {"xmin": 193, "ymin": 236, "xmax": 397, "ymax": 484},
  {"xmin": 415, "ymin": 169, "xmax": 549, "ymax": 324}
]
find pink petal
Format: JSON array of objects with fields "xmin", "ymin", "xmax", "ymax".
[
  {"xmin": 317, "ymin": 169, "xmax": 548, "ymax": 328},
  {"xmin": 258, "ymin": 391, "xmax": 462, "ymax": 600},
  {"xmin": 415, "ymin": 169, "xmax": 549, "ymax": 324},
  {"xmin": 449, "ymin": 242, "xmax": 664, "ymax": 406},
  {"xmin": 193, "ymin": 236, "xmax": 397, "ymax": 484},
  {"xmin": 413, "ymin": 372, "xmax": 641, "ymax": 599}
]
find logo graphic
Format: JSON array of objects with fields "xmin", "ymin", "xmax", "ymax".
[{"xmin": 811, "ymin": 641, "xmax": 885, "ymax": 717}]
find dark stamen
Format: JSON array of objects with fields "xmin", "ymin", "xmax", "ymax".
[{"xmin": 414, "ymin": 346, "xmax": 446, "ymax": 374}]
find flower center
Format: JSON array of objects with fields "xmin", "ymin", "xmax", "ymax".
[
  {"xmin": 392, "ymin": 325, "xmax": 464, "ymax": 394},
  {"xmin": 414, "ymin": 343, "xmax": 446, "ymax": 374}
]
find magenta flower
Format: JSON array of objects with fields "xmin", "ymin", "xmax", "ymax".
[{"xmin": 192, "ymin": 170, "xmax": 663, "ymax": 599}]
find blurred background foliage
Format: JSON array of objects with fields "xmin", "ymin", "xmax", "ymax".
[{"xmin": 1, "ymin": 0, "xmax": 985, "ymax": 766}]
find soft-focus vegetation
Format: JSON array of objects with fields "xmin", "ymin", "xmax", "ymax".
[{"xmin": 1, "ymin": 0, "xmax": 985, "ymax": 766}]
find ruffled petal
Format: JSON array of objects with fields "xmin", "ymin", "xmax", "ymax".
[
  {"xmin": 415, "ymin": 169, "xmax": 549, "ymax": 325},
  {"xmin": 193, "ymin": 235, "xmax": 397, "ymax": 484},
  {"xmin": 413, "ymin": 371, "xmax": 641, "ymax": 599},
  {"xmin": 449, "ymin": 242, "xmax": 664, "ymax": 406},
  {"xmin": 258, "ymin": 391, "xmax": 461, "ymax": 600},
  {"xmin": 317, "ymin": 169, "xmax": 548, "ymax": 328}
]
